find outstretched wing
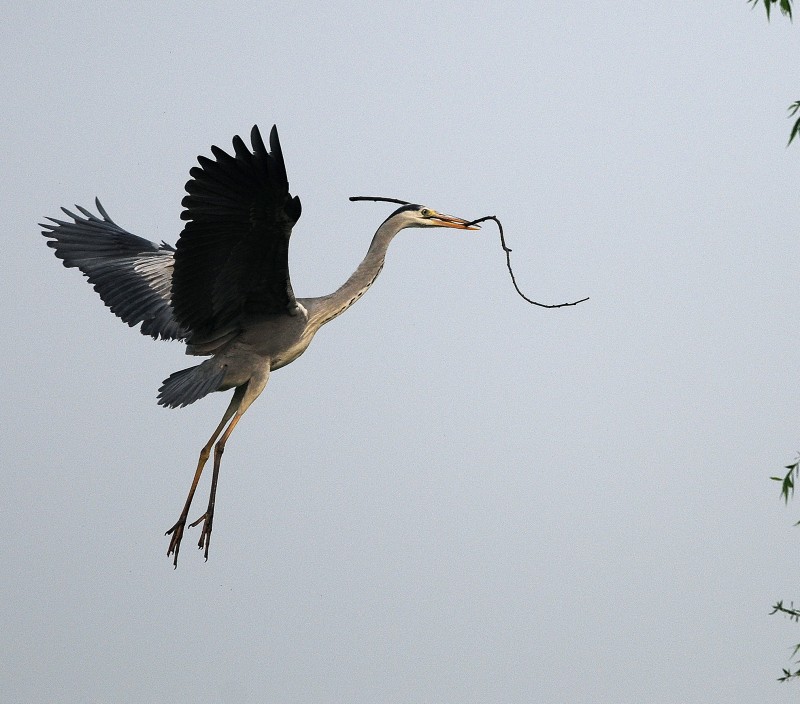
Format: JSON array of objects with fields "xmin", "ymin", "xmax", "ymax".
[
  {"xmin": 171, "ymin": 125, "xmax": 303, "ymax": 338},
  {"xmin": 41, "ymin": 199, "xmax": 188, "ymax": 341}
]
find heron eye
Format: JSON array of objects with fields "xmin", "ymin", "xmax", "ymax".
[{"xmin": 420, "ymin": 208, "xmax": 431, "ymax": 217}]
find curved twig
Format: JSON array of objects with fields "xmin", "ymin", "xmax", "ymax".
[
  {"xmin": 462, "ymin": 215, "xmax": 589, "ymax": 309},
  {"xmin": 349, "ymin": 198, "xmax": 588, "ymax": 309}
]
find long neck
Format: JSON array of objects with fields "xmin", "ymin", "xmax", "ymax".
[{"xmin": 306, "ymin": 216, "xmax": 405, "ymax": 332}]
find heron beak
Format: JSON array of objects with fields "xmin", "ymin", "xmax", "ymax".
[{"xmin": 431, "ymin": 214, "xmax": 481, "ymax": 230}]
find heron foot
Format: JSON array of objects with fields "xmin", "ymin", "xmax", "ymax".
[
  {"xmin": 189, "ymin": 510, "xmax": 213, "ymax": 560},
  {"xmin": 165, "ymin": 517, "xmax": 188, "ymax": 568}
]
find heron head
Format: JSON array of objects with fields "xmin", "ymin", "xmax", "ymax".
[{"xmin": 385, "ymin": 204, "xmax": 480, "ymax": 231}]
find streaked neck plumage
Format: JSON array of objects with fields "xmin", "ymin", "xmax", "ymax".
[{"xmin": 305, "ymin": 215, "xmax": 407, "ymax": 333}]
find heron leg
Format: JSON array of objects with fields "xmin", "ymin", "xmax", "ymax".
[
  {"xmin": 187, "ymin": 366, "xmax": 270, "ymax": 561},
  {"xmin": 189, "ymin": 411, "xmax": 244, "ymax": 560},
  {"xmin": 165, "ymin": 386, "xmax": 244, "ymax": 568}
]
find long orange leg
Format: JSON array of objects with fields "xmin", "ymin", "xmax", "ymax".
[
  {"xmin": 165, "ymin": 386, "xmax": 244, "ymax": 568},
  {"xmin": 190, "ymin": 411, "xmax": 244, "ymax": 560}
]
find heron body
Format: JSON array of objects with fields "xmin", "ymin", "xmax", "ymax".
[{"xmin": 41, "ymin": 125, "xmax": 478, "ymax": 566}]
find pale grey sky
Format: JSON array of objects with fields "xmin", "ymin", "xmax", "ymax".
[{"xmin": 3, "ymin": 2, "xmax": 800, "ymax": 702}]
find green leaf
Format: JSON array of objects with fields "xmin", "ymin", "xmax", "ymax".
[
  {"xmin": 750, "ymin": 0, "xmax": 794, "ymax": 21},
  {"xmin": 788, "ymin": 116, "xmax": 800, "ymax": 146}
]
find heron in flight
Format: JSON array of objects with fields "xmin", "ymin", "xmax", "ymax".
[{"xmin": 41, "ymin": 125, "xmax": 478, "ymax": 566}]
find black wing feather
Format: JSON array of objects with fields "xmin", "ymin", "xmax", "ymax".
[
  {"xmin": 171, "ymin": 125, "xmax": 302, "ymax": 337},
  {"xmin": 40, "ymin": 199, "xmax": 187, "ymax": 340}
]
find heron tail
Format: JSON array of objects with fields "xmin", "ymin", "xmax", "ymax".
[{"xmin": 158, "ymin": 359, "xmax": 227, "ymax": 409}]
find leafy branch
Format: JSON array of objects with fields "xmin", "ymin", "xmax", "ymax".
[
  {"xmin": 771, "ymin": 604, "xmax": 800, "ymax": 680},
  {"xmin": 770, "ymin": 455, "xmax": 800, "ymax": 680},
  {"xmin": 747, "ymin": 1, "xmax": 799, "ymax": 144},
  {"xmin": 771, "ymin": 456, "xmax": 800, "ymax": 506}
]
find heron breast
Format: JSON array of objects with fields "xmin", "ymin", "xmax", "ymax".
[{"xmin": 237, "ymin": 314, "xmax": 313, "ymax": 370}]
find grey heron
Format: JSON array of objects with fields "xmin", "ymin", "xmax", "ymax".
[{"xmin": 41, "ymin": 125, "xmax": 479, "ymax": 566}]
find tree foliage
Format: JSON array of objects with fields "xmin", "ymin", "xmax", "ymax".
[
  {"xmin": 771, "ymin": 457, "xmax": 800, "ymax": 505},
  {"xmin": 750, "ymin": 0, "xmax": 800, "ymax": 683},
  {"xmin": 771, "ymin": 457, "xmax": 800, "ymax": 680},
  {"xmin": 747, "ymin": 1, "xmax": 800, "ymax": 143},
  {"xmin": 749, "ymin": 0, "xmax": 793, "ymax": 20},
  {"xmin": 788, "ymin": 102, "xmax": 800, "ymax": 146}
]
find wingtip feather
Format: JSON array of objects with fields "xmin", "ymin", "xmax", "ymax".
[
  {"xmin": 251, "ymin": 125, "xmax": 267, "ymax": 157},
  {"xmin": 269, "ymin": 125, "xmax": 281, "ymax": 157}
]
